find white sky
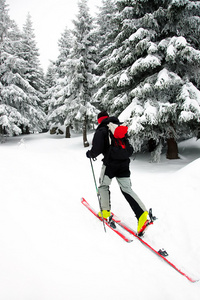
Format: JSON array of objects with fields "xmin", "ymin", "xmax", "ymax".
[{"xmin": 6, "ymin": 0, "xmax": 101, "ymax": 71}]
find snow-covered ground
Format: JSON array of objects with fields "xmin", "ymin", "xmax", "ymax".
[{"xmin": 0, "ymin": 132, "xmax": 200, "ymax": 300}]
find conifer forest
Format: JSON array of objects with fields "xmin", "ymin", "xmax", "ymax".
[{"xmin": 1, "ymin": 0, "xmax": 200, "ymax": 159}]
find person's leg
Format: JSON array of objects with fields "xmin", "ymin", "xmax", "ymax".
[
  {"xmin": 116, "ymin": 177, "xmax": 147, "ymax": 219},
  {"xmin": 98, "ymin": 164, "xmax": 112, "ymax": 211},
  {"xmin": 116, "ymin": 176, "xmax": 149, "ymax": 233}
]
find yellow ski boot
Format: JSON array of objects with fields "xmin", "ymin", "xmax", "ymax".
[
  {"xmin": 137, "ymin": 211, "xmax": 149, "ymax": 236},
  {"xmin": 98, "ymin": 210, "xmax": 111, "ymax": 219}
]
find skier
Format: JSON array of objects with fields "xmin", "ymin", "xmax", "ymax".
[{"xmin": 86, "ymin": 111, "xmax": 149, "ymax": 235}]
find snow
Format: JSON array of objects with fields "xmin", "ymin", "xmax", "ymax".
[
  {"xmin": 0, "ymin": 133, "xmax": 200, "ymax": 299},
  {"xmin": 130, "ymin": 54, "xmax": 161, "ymax": 75},
  {"xmin": 141, "ymin": 101, "xmax": 157, "ymax": 124},
  {"xmin": 155, "ymin": 68, "xmax": 182, "ymax": 88},
  {"xmin": 175, "ymin": 36, "xmax": 187, "ymax": 49},
  {"xmin": 129, "ymin": 28, "xmax": 148, "ymax": 42},
  {"xmin": 117, "ymin": 72, "xmax": 129, "ymax": 86}
]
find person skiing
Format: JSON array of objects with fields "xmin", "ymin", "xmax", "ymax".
[{"xmin": 86, "ymin": 110, "xmax": 149, "ymax": 235}]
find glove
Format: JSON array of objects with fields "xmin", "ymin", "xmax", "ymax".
[{"xmin": 86, "ymin": 150, "xmax": 91, "ymax": 158}]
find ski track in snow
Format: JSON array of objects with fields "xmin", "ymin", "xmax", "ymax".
[{"xmin": 0, "ymin": 133, "xmax": 200, "ymax": 300}]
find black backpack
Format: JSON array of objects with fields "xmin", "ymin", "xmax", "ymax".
[{"xmin": 106, "ymin": 122, "xmax": 133, "ymax": 161}]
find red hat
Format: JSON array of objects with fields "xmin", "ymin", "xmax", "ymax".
[{"xmin": 97, "ymin": 111, "xmax": 109, "ymax": 124}]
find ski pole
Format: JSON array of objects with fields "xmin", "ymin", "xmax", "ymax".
[{"xmin": 89, "ymin": 157, "xmax": 106, "ymax": 232}]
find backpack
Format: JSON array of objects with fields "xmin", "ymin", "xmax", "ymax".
[{"xmin": 106, "ymin": 122, "xmax": 133, "ymax": 161}]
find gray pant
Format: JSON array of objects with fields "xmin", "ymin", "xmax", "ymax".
[{"xmin": 98, "ymin": 164, "xmax": 146, "ymax": 218}]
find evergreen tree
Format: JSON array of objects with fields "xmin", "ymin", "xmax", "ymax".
[
  {"xmin": 0, "ymin": 0, "xmax": 27, "ymax": 136},
  {"xmin": 95, "ymin": 0, "xmax": 118, "ymax": 107},
  {"xmin": 0, "ymin": 0, "xmax": 9, "ymax": 43},
  {"xmin": 95, "ymin": 0, "xmax": 200, "ymax": 159},
  {"xmin": 44, "ymin": 62, "xmax": 57, "ymax": 116},
  {"xmin": 45, "ymin": 62, "xmax": 57, "ymax": 90},
  {"xmin": 0, "ymin": 3, "xmax": 46, "ymax": 137},
  {"xmin": 57, "ymin": 27, "xmax": 73, "ymax": 77},
  {"xmin": 96, "ymin": 0, "xmax": 117, "ymax": 63},
  {"xmin": 46, "ymin": 27, "xmax": 73, "ymax": 137},
  {"xmin": 63, "ymin": 0, "xmax": 98, "ymax": 146},
  {"xmin": 21, "ymin": 14, "xmax": 46, "ymax": 107}
]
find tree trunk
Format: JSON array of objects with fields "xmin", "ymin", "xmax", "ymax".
[
  {"xmin": 148, "ymin": 138, "xmax": 157, "ymax": 152},
  {"xmin": 83, "ymin": 115, "xmax": 89, "ymax": 148},
  {"xmin": 25, "ymin": 126, "xmax": 30, "ymax": 134},
  {"xmin": 65, "ymin": 126, "xmax": 71, "ymax": 138},
  {"xmin": 0, "ymin": 125, "xmax": 3, "ymax": 135},
  {"xmin": 166, "ymin": 138, "xmax": 179, "ymax": 159}
]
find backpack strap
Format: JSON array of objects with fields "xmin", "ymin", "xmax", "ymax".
[{"xmin": 107, "ymin": 122, "xmax": 118, "ymax": 145}]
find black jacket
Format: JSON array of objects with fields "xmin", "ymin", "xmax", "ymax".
[{"xmin": 89, "ymin": 116, "xmax": 120, "ymax": 162}]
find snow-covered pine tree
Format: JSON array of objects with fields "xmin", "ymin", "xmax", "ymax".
[
  {"xmin": 57, "ymin": 27, "xmax": 73, "ymax": 78},
  {"xmin": 95, "ymin": 0, "xmax": 200, "ymax": 160},
  {"xmin": 95, "ymin": 0, "xmax": 118, "ymax": 106},
  {"xmin": 0, "ymin": 0, "xmax": 29, "ymax": 136},
  {"xmin": 94, "ymin": 0, "xmax": 138, "ymax": 115},
  {"xmin": 0, "ymin": 0, "xmax": 14, "ymax": 136},
  {"xmin": 44, "ymin": 62, "xmax": 57, "ymax": 117},
  {"xmin": 0, "ymin": 3, "xmax": 46, "ymax": 137},
  {"xmin": 0, "ymin": 0, "xmax": 9, "ymax": 43},
  {"xmin": 46, "ymin": 27, "xmax": 73, "ymax": 137},
  {"xmin": 21, "ymin": 13, "xmax": 45, "ymax": 90},
  {"xmin": 96, "ymin": 0, "xmax": 117, "ymax": 64},
  {"xmin": 20, "ymin": 13, "xmax": 46, "ymax": 132},
  {"xmin": 63, "ymin": 0, "xmax": 98, "ymax": 147},
  {"xmin": 45, "ymin": 62, "xmax": 57, "ymax": 90}
]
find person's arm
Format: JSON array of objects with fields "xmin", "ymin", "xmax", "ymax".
[{"xmin": 86, "ymin": 128, "xmax": 106, "ymax": 159}]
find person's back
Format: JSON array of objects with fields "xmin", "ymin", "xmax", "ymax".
[{"xmin": 86, "ymin": 111, "xmax": 149, "ymax": 235}]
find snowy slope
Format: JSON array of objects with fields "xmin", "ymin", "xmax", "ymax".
[{"xmin": 0, "ymin": 133, "xmax": 200, "ymax": 300}]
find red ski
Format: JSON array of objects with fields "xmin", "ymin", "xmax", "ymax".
[
  {"xmin": 81, "ymin": 198, "xmax": 198, "ymax": 283},
  {"xmin": 111, "ymin": 213, "xmax": 199, "ymax": 283},
  {"xmin": 81, "ymin": 198, "xmax": 132, "ymax": 243}
]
